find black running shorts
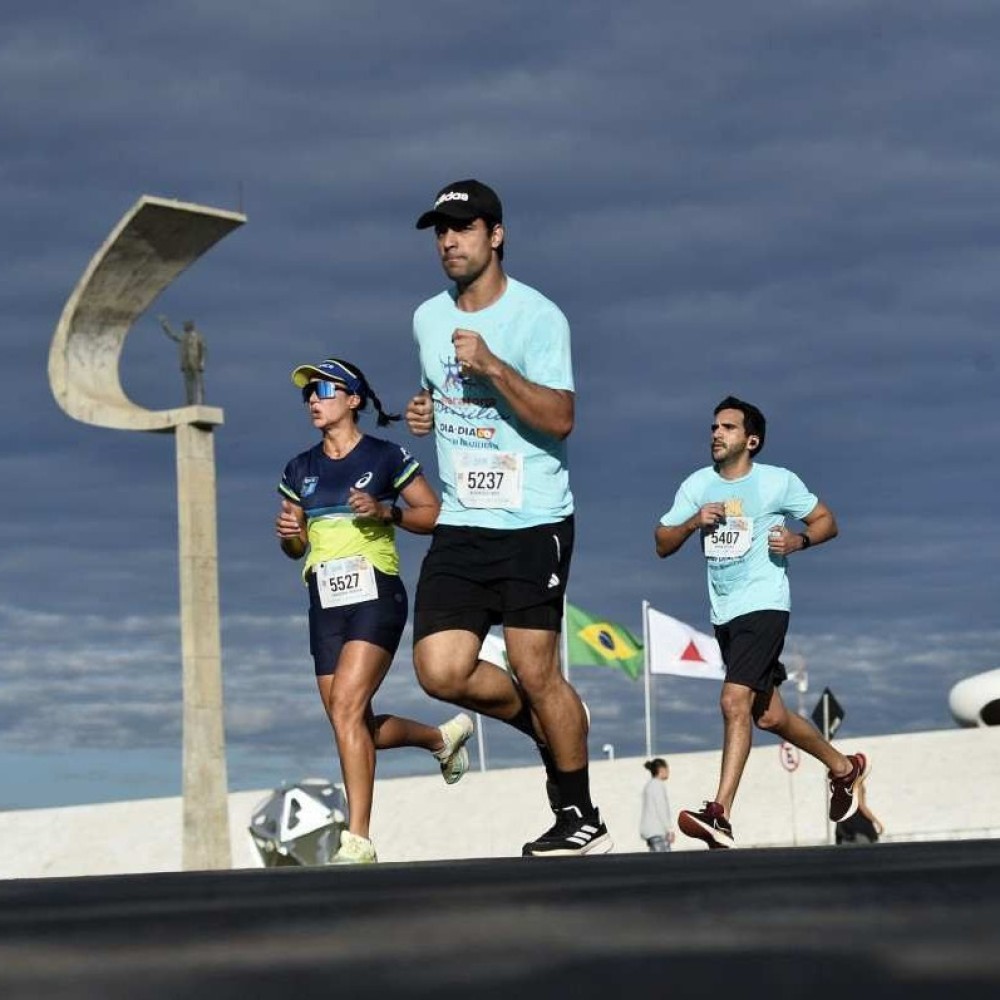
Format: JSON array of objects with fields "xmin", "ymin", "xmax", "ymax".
[
  {"xmin": 307, "ymin": 568, "xmax": 408, "ymax": 675},
  {"xmin": 713, "ymin": 609, "xmax": 790, "ymax": 693},
  {"xmin": 413, "ymin": 516, "xmax": 574, "ymax": 641}
]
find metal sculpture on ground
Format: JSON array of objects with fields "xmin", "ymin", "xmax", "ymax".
[{"xmin": 248, "ymin": 780, "xmax": 348, "ymax": 867}]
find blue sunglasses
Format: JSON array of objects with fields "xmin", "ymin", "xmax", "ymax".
[{"xmin": 301, "ymin": 380, "xmax": 345, "ymax": 403}]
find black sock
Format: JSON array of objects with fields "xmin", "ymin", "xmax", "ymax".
[
  {"xmin": 554, "ymin": 766, "xmax": 595, "ymax": 817},
  {"xmin": 537, "ymin": 742, "xmax": 558, "ymax": 782}
]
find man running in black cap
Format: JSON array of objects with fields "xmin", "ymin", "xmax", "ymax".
[{"xmin": 405, "ymin": 179, "xmax": 612, "ymax": 856}]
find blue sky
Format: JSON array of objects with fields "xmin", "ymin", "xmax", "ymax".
[{"xmin": 2, "ymin": 1, "xmax": 998, "ymax": 809}]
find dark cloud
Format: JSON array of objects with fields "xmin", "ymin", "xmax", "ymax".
[{"xmin": 1, "ymin": 1, "xmax": 998, "ymax": 806}]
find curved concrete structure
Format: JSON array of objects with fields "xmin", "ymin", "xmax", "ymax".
[
  {"xmin": 48, "ymin": 194, "xmax": 245, "ymax": 431},
  {"xmin": 48, "ymin": 194, "xmax": 246, "ymax": 871},
  {"xmin": 949, "ymin": 667, "xmax": 1000, "ymax": 727}
]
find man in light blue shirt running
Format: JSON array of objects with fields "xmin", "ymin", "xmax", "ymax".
[
  {"xmin": 405, "ymin": 179, "xmax": 610, "ymax": 857},
  {"xmin": 655, "ymin": 396, "xmax": 869, "ymax": 850}
]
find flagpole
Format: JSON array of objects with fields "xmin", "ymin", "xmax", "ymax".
[
  {"xmin": 642, "ymin": 599, "xmax": 652, "ymax": 757},
  {"xmin": 475, "ymin": 712, "xmax": 487, "ymax": 772},
  {"xmin": 561, "ymin": 593, "xmax": 570, "ymax": 680}
]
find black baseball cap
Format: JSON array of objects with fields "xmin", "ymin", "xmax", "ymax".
[{"xmin": 415, "ymin": 179, "xmax": 503, "ymax": 229}]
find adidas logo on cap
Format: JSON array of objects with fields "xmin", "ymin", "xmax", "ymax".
[{"xmin": 434, "ymin": 191, "xmax": 470, "ymax": 207}]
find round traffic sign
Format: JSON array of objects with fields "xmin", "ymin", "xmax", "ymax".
[{"xmin": 779, "ymin": 741, "xmax": 801, "ymax": 772}]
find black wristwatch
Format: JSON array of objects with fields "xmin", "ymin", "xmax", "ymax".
[
  {"xmin": 390, "ymin": 505, "xmax": 403, "ymax": 526},
  {"xmin": 798, "ymin": 532, "xmax": 812, "ymax": 550}
]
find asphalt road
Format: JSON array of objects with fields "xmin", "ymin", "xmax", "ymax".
[{"xmin": 1, "ymin": 839, "xmax": 998, "ymax": 998}]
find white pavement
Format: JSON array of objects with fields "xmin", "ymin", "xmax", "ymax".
[{"xmin": 2, "ymin": 725, "xmax": 998, "ymax": 878}]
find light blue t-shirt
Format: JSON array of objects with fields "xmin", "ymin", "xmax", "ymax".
[
  {"xmin": 659, "ymin": 462, "xmax": 819, "ymax": 625},
  {"xmin": 413, "ymin": 276, "xmax": 574, "ymax": 529}
]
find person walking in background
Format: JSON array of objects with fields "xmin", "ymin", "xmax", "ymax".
[
  {"xmin": 640, "ymin": 758, "xmax": 675, "ymax": 853},
  {"xmin": 405, "ymin": 178, "xmax": 611, "ymax": 857},
  {"xmin": 654, "ymin": 395, "xmax": 869, "ymax": 850},
  {"xmin": 276, "ymin": 357, "xmax": 473, "ymax": 864},
  {"xmin": 836, "ymin": 783, "xmax": 884, "ymax": 845}
]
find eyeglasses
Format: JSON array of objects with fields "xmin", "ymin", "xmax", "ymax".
[{"xmin": 301, "ymin": 381, "xmax": 344, "ymax": 403}]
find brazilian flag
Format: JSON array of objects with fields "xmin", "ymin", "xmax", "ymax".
[{"xmin": 565, "ymin": 601, "xmax": 643, "ymax": 681}]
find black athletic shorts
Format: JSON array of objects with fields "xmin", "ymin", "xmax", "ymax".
[
  {"xmin": 713, "ymin": 609, "xmax": 789, "ymax": 693},
  {"xmin": 307, "ymin": 567, "xmax": 408, "ymax": 676},
  {"xmin": 413, "ymin": 515, "xmax": 574, "ymax": 642}
]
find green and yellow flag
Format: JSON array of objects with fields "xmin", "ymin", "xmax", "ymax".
[{"xmin": 565, "ymin": 601, "xmax": 644, "ymax": 681}]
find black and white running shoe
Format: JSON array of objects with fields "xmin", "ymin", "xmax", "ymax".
[{"xmin": 522, "ymin": 806, "xmax": 613, "ymax": 857}]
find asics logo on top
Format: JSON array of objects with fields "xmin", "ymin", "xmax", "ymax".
[
  {"xmin": 354, "ymin": 472, "xmax": 373, "ymax": 489},
  {"xmin": 435, "ymin": 191, "xmax": 470, "ymax": 208}
]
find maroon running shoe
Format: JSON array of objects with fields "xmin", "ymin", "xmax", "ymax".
[
  {"xmin": 828, "ymin": 753, "xmax": 871, "ymax": 823},
  {"xmin": 678, "ymin": 801, "xmax": 735, "ymax": 850}
]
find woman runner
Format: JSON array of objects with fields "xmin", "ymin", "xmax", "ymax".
[{"xmin": 275, "ymin": 357, "xmax": 473, "ymax": 864}]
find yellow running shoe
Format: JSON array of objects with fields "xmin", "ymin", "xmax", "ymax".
[
  {"xmin": 434, "ymin": 712, "xmax": 474, "ymax": 785},
  {"xmin": 336, "ymin": 830, "xmax": 377, "ymax": 864}
]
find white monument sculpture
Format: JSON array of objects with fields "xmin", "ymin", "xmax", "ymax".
[{"xmin": 48, "ymin": 194, "xmax": 246, "ymax": 870}]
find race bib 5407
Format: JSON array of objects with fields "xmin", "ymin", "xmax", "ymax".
[{"xmin": 703, "ymin": 516, "xmax": 753, "ymax": 560}]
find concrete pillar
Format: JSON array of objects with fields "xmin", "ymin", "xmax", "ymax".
[
  {"xmin": 48, "ymin": 195, "xmax": 246, "ymax": 871},
  {"xmin": 176, "ymin": 422, "xmax": 230, "ymax": 870}
]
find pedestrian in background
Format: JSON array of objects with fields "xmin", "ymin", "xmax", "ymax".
[{"xmin": 639, "ymin": 758, "xmax": 675, "ymax": 852}]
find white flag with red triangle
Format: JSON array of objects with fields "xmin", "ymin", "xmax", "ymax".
[{"xmin": 646, "ymin": 605, "xmax": 725, "ymax": 680}]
